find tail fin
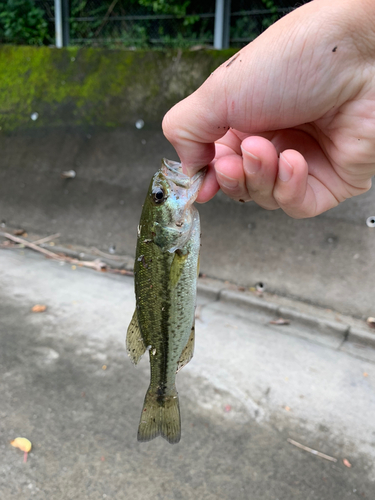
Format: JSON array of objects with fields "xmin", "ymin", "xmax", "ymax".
[{"xmin": 137, "ymin": 387, "xmax": 181, "ymax": 444}]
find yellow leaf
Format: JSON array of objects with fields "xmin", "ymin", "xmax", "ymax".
[
  {"xmin": 31, "ymin": 304, "xmax": 47, "ymax": 313},
  {"xmin": 10, "ymin": 437, "xmax": 32, "ymax": 453}
]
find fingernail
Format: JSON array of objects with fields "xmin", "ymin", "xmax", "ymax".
[
  {"xmin": 278, "ymin": 153, "xmax": 293, "ymax": 182},
  {"xmin": 216, "ymin": 172, "xmax": 238, "ymax": 189},
  {"xmin": 242, "ymin": 148, "xmax": 261, "ymax": 174}
]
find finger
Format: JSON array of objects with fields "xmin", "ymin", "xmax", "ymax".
[
  {"xmin": 214, "ymin": 129, "xmax": 243, "ymax": 157},
  {"xmin": 274, "ymin": 149, "xmax": 340, "ymax": 218},
  {"xmin": 241, "ymin": 136, "xmax": 280, "ymax": 210},
  {"xmin": 162, "ymin": 89, "xmax": 229, "ymax": 176},
  {"xmin": 196, "ymin": 138, "xmax": 246, "ymax": 203},
  {"xmin": 214, "ymin": 154, "xmax": 252, "ymax": 202},
  {"xmin": 196, "ymin": 163, "xmax": 220, "ymax": 203}
]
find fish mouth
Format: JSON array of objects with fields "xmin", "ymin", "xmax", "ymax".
[{"xmin": 161, "ymin": 158, "xmax": 206, "ymax": 189}]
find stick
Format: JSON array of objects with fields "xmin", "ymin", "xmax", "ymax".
[
  {"xmin": 0, "ymin": 232, "xmax": 107, "ymax": 271},
  {"xmin": 287, "ymin": 438, "xmax": 337, "ymax": 462},
  {"xmin": 0, "ymin": 232, "xmax": 65, "ymax": 259},
  {"xmin": 226, "ymin": 53, "xmax": 240, "ymax": 67},
  {"xmin": 33, "ymin": 233, "xmax": 60, "ymax": 245},
  {"xmin": 91, "ymin": 246, "xmax": 129, "ymax": 261},
  {"xmin": 94, "ymin": 0, "xmax": 119, "ymax": 37}
]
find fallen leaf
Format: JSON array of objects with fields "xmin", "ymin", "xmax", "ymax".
[
  {"xmin": 363, "ymin": 372, "xmax": 369, "ymax": 378},
  {"xmin": 31, "ymin": 304, "xmax": 47, "ymax": 313},
  {"xmin": 366, "ymin": 317, "xmax": 375, "ymax": 329},
  {"xmin": 343, "ymin": 458, "xmax": 352, "ymax": 468},
  {"xmin": 10, "ymin": 437, "xmax": 32, "ymax": 453},
  {"xmin": 13, "ymin": 229, "xmax": 26, "ymax": 236},
  {"xmin": 102, "ymin": 365, "xmax": 107, "ymax": 370},
  {"xmin": 284, "ymin": 406, "xmax": 291, "ymax": 411},
  {"xmin": 71, "ymin": 265, "xmax": 77, "ymax": 270},
  {"xmin": 270, "ymin": 318, "xmax": 290, "ymax": 325}
]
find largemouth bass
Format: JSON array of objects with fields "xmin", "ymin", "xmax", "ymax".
[{"xmin": 126, "ymin": 158, "xmax": 205, "ymax": 444}]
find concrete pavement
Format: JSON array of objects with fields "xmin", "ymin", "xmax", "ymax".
[{"xmin": 0, "ymin": 248, "xmax": 374, "ymax": 499}]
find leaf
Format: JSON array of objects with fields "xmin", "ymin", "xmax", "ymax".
[
  {"xmin": 31, "ymin": 304, "xmax": 46, "ymax": 313},
  {"xmin": 10, "ymin": 437, "xmax": 32, "ymax": 453},
  {"xmin": 13, "ymin": 228, "xmax": 26, "ymax": 236},
  {"xmin": 343, "ymin": 458, "xmax": 352, "ymax": 468}
]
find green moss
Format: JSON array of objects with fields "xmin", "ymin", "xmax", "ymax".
[{"xmin": 0, "ymin": 45, "xmax": 237, "ymax": 132}]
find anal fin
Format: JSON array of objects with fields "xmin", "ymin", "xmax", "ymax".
[
  {"xmin": 176, "ymin": 323, "xmax": 195, "ymax": 373},
  {"xmin": 126, "ymin": 310, "xmax": 146, "ymax": 364}
]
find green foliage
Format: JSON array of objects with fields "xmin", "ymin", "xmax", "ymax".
[
  {"xmin": 231, "ymin": 15, "xmax": 258, "ymax": 43},
  {"xmin": 138, "ymin": 0, "xmax": 190, "ymax": 17},
  {"xmin": 0, "ymin": 0, "xmax": 289, "ymax": 48},
  {"xmin": 261, "ymin": 0, "xmax": 279, "ymax": 29},
  {"xmin": 0, "ymin": 0, "xmax": 50, "ymax": 45}
]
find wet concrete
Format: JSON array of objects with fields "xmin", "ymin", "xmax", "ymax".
[
  {"xmin": 0, "ymin": 126, "xmax": 374, "ymax": 319},
  {"xmin": 0, "ymin": 249, "xmax": 374, "ymax": 499}
]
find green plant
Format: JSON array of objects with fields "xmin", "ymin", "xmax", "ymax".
[
  {"xmin": 261, "ymin": 0, "xmax": 279, "ymax": 29},
  {"xmin": 138, "ymin": 0, "xmax": 190, "ymax": 17},
  {"xmin": 0, "ymin": 0, "xmax": 50, "ymax": 45}
]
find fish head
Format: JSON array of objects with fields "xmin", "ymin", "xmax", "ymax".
[{"xmin": 145, "ymin": 158, "xmax": 205, "ymax": 252}]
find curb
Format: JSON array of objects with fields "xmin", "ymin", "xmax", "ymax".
[
  {"xmin": 197, "ymin": 283, "xmax": 375, "ymax": 355},
  {"xmin": 7, "ymin": 238, "xmax": 374, "ymax": 357}
]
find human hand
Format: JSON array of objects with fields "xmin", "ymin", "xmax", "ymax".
[{"xmin": 162, "ymin": 0, "xmax": 375, "ymax": 218}]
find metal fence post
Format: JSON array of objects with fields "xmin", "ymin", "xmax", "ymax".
[
  {"xmin": 54, "ymin": 0, "xmax": 69, "ymax": 48},
  {"xmin": 54, "ymin": 0, "xmax": 63, "ymax": 48},
  {"xmin": 214, "ymin": 0, "xmax": 231, "ymax": 49}
]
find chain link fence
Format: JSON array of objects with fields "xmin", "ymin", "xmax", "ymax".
[{"xmin": 0, "ymin": 0, "xmax": 311, "ymax": 48}]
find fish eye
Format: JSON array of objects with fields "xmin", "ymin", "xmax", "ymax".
[{"xmin": 152, "ymin": 188, "xmax": 165, "ymax": 204}]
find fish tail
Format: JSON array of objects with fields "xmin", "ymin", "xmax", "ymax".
[{"xmin": 137, "ymin": 387, "xmax": 181, "ymax": 444}]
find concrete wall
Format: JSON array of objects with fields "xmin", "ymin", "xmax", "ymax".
[
  {"xmin": 0, "ymin": 45, "xmax": 235, "ymax": 131},
  {"xmin": 1, "ymin": 46, "xmax": 374, "ymax": 319}
]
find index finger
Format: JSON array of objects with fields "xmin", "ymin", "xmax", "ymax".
[{"xmin": 162, "ymin": 85, "xmax": 230, "ymax": 176}]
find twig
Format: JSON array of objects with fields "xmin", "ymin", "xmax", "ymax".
[
  {"xmin": 0, "ymin": 232, "xmax": 66, "ymax": 259},
  {"xmin": 94, "ymin": 0, "xmax": 119, "ymax": 37},
  {"xmin": 0, "ymin": 232, "xmax": 134, "ymax": 275},
  {"xmin": 91, "ymin": 246, "xmax": 130, "ymax": 261},
  {"xmin": 287, "ymin": 438, "xmax": 337, "ymax": 462},
  {"xmin": 105, "ymin": 267, "xmax": 133, "ymax": 276},
  {"xmin": 0, "ymin": 232, "xmax": 107, "ymax": 271},
  {"xmin": 33, "ymin": 233, "xmax": 61, "ymax": 245},
  {"xmin": 226, "ymin": 53, "xmax": 240, "ymax": 67}
]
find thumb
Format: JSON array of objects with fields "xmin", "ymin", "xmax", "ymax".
[{"xmin": 162, "ymin": 85, "xmax": 229, "ymax": 174}]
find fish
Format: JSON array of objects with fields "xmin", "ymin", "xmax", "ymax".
[{"xmin": 126, "ymin": 158, "xmax": 205, "ymax": 444}]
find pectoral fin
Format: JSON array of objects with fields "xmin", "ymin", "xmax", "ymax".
[
  {"xmin": 170, "ymin": 249, "xmax": 189, "ymax": 288},
  {"xmin": 126, "ymin": 310, "xmax": 146, "ymax": 364},
  {"xmin": 176, "ymin": 324, "xmax": 195, "ymax": 373}
]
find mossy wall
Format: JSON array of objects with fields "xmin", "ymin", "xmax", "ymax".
[{"xmin": 0, "ymin": 45, "xmax": 236, "ymax": 132}]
